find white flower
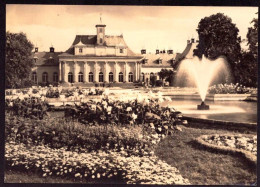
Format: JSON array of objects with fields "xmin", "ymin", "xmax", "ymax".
[
  {"xmin": 126, "ymin": 107, "xmax": 132, "ymax": 112},
  {"xmin": 132, "ymin": 113, "xmax": 137, "ymax": 120}
]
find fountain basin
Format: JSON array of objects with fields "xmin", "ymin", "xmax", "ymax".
[{"xmin": 197, "ymin": 101, "xmax": 209, "ymax": 110}]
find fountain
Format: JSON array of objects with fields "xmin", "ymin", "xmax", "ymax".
[{"xmin": 175, "ymin": 55, "xmax": 230, "ymax": 110}]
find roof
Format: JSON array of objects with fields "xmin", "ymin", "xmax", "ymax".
[
  {"xmin": 175, "ymin": 42, "xmax": 198, "ymax": 61},
  {"xmin": 60, "ymin": 35, "xmax": 138, "ymax": 57},
  {"xmin": 141, "ymin": 53, "xmax": 177, "ymax": 67},
  {"xmin": 33, "ymin": 52, "xmax": 63, "ymax": 66}
]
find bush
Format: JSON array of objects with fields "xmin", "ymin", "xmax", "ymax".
[
  {"xmin": 156, "ymin": 80, "xmax": 163, "ymax": 87},
  {"xmin": 5, "ymin": 116, "xmax": 157, "ymax": 156},
  {"xmin": 5, "ymin": 97, "xmax": 48, "ymax": 120}
]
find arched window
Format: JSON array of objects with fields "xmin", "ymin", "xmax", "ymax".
[
  {"xmin": 78, "ymin": 72, "xmax": 83, "ymax": 82},
  {"xmin": 128, "ymin": 72, "xmax": 133, "ymax": 82},
  {"xmin": 150, "ymin": 72, "xmax": 154, "ymax": 82},
  {"xmin": 68, "ymin": 72, "xmax": 73, "ymax": 83},
  {"xmin": 53, "ymin": 72, "xmax": 58, "ymax": 82},
  {"xmin": 141, "ymin": 73, "xmax": 145, "ymax": 82},
  {"xmin": 109, "ymin": 72, "xmax": 113, "ymax": 82},
  {"xmin": 119, "ymin": 72, "xmax": 124, "ymax": 82},
  {"xmin": 32, "ymin": 72, "xmax": 37, "ymax": 83},
  {"xmin": 99, "ymin": 72, "xmax": 104, "ymax": 82},
  {"xmin": 42, "ymin": 72, "xmax": 48, "ymax": 83},
  {"xmin": 89, "ymin": 72, "xmax": 93, "ymax": 82}
]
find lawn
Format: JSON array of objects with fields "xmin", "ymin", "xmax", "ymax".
[{"xmin": 155, "ymin": 125, "xmax": 257, "ymax": 185}]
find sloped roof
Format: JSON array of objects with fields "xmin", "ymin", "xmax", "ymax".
[
  {"xmin": 33, "ymin": 52, "xmax": 62, "ymax": 66},
  {"xmin": 60, "ymin": 34, "xmax": 138, "ymax": 57},
  {"xmin": 141, "ymin": 53, "xmax": 177, "ymax": 67},
  {"xmin": 176, "ymin": 42, "xmax": 198, "ymax": 61}
]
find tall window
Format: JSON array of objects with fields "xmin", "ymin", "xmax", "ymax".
[
  {"xmin": 120, "ymin": 48, "xmax": 123, "ymax": 53},
  {"xmin": 78, "ymin": 72, "xmax": 83, "ymax": 82},
  {"xmin": 100, "ymin": 38, "xmax": 103, "ymax": 44},
  {"xmin": 42, "ymin": 72, "xmax": 48, "ymax": 83},
  {"xmin": 99, "ymin": 72, "xmax": 104, "ymax": 82},
  {"xmin": 119, "ymin": 72, "xmax": 123, "ymax": 82},
  {"xmin": 79, "ymin": 48, "xmax": 83, "ymax": 53},
  {"xmin": 128, "ymin": 72, "xmax": 133, "ymax": 82},
  {"xmin": 109, "ymin": 72, "xmax": 113, "ymax": 82},
  {"xmin": 99, "ymin": 28, "xmax": 102, "ymax": 32},
  {"xmin": 32, "ymin": 72, "xmax": 37, "ymax": 83},
  {"xmin": 53, "ymin": 72, "xmax": 58, "ymax": 82},
  {"xmin": 89, "ymin": 72, "xmax": 94, "ymax": 82},
  {"xmin": 68, "ymin": 72, "xmax": 73, "ymax": 83},
  {"xmin": 141, "ymin": 73, "xmax": 145, "ymax": 82},
  {"xmin": 150, "ymin": 72, "xmax": 154, "ymax": 82}
]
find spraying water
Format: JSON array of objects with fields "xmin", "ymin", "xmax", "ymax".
[{"xmin": 175, "ymin": 55, "xmax": 230, "ymax": 102}]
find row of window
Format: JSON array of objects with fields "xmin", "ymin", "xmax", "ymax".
[
  {"xmin": 78, "ymin": 48, "xmax": 124, "ymax": 53},
  {"xmin": 32, "ymin": 72, "xmax": 138, "ymax": 83}
]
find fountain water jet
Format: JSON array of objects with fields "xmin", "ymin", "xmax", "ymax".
[{"xmin": 175, "ymin": 55, "xmax": 230, "ymax": 110}]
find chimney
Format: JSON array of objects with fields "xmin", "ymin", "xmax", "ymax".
[
  {"xmin": 156, "ymin": 49, "xmax": 159, "ymax": 54},
  {"xmin": 35, "ymin": 47, "xmax": 38, "ymax": 53},
  {"xmin": 167, "ymin": 50, "xmax": 173, "ymax": 54},
  {"xmin": 141, "ymin": 49, "xmax": 146, "ymax": 54},
  {"xmin": 187, "ymin": 40, "xmax": 190, "ymax": 44},
  {"xmin": 50, "ymin": 47, "xmax": 54, "ymax": 53},
  {"xmin": 191, "ymin": 38, "xmax": 195, "ymax": 43}
]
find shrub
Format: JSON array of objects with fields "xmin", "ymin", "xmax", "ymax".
[
  {"xmin": 5, "ymin": 116, "xmax": 158, "ymax": 156},
  {"xmin": 5, "ymin": 97, "xmax": 48, "ymax": 120},
  {"xmin": 156, "ymin": 80, "xmax": 163, "ymax": 87}
]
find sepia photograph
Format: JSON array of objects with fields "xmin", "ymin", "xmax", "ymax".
[{"xmin": 4, "ymin": 4, "xmax": 258, "ymax": 185}]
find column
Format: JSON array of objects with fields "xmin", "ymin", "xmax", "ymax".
[
  {"xmin": 63, "ymin": 61, "xmax": 66, "ymax": 82},
  {"xmin": 139, "ymin": 62, "xmax": 142, "ymax": 81},
  {"xmin": 135, "ymin": 62, "xmax": 138, "ymax": 82},
  {"xmin": 73, "ymin": 61, "xmax": 77, "ymax": 83},
  {"xmin": 124, "ymin": 62, "xmax": 127, "ymax": 82},
  {"xmin": 83, "ymin": 62, "xmax": 87, "ymax": 83},
  {"xmin": 94, "ymin": 61, "xmax": 97, "ymax": 82},
  {"xmin": 114, "ymin": 62, "xmax": 118, "ymax": 82},
  {"xmin": 104, "ymin": 61, "xmax": 108, "ymax": 82},
  {"xmin": 59, "ymin": 61, "xmax": 62, "ymax": 81}
]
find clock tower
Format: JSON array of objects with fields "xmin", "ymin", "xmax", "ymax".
[{"xmin": 96, "ymin": 24, "xmax": 106, "ymax": 45}]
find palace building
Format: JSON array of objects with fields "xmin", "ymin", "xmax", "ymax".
[{"xmin": 31, "ymin": 22, "xmax": 198, "ymax": 85}]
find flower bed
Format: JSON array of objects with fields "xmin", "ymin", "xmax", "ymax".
[
  {"xmin": 5, "ymin": 116, "xmax": 160, "ymax": 156},
  {"xmin": 5, "ymin": 142, "xmax": 190, "ymax": 184},
  {"xmin": 195, "ymin": 134, "xmax": 257, "ymax": 165},
  {"xmin": 208, "ymin": 83, "xmax": 257, "ymax": 94},
  {"xmin": 64, "ymin": 98, "xmax": 183, "ymax": 136},
  {"xmin": 5, "ymin": 97, "xmax": 48, "ymax": 119}
]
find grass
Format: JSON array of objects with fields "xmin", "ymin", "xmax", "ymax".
[{"xmin": 155, "ymin": 125, "xmax": 257, "ymax": 185}]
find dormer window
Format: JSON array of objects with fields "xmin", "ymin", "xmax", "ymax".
[
  {"xmin": 79, "ymin": 48, "xmax": 83, "ymax": 53},
  {"xmin": 120, "ymin": 48, "xmax": 124, "ymax": 53},
  {"xmin": 142, "ymin": 58, "xmax": 148, "ymax": 64},
  {"xmin": 158, "ymin": 59, "xmax": 162, "ymax": 64}
]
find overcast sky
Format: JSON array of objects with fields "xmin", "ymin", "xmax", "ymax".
[{"xmin": 6, "ymin": 5, "xmax": 258, "ymax": 54}]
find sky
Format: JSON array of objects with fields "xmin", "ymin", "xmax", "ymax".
[{"xmin": 6, "ymin": 5, "xmax": 258, "ymax": 54}]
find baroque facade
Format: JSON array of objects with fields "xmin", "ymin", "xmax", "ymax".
[{"xmin": 31, "ymin": 23, "xmax": 198, "ymax": 85}]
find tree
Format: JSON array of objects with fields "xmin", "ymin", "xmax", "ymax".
[
  {"xmin": 158, "ymin": 69, "xmax": 175, "ymax": 86},
  {"xmin": 6, "ymin": 32, "xmax": 34, "ymax": 88},
  {"xmin": 194, "ymin": 13, "xmax": 241, "ymax": 78},
  {"xmin": 247, "ymin": 17, "xmax": 258, "ymax": 58},
  {"xmin": 235, "ymin": 16, "xmax": 258, "ymax": 87}
]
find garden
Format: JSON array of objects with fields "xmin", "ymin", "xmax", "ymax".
[{"xmin": 5, "ymin": 87, "xmax": 190, "ymax": 184}]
